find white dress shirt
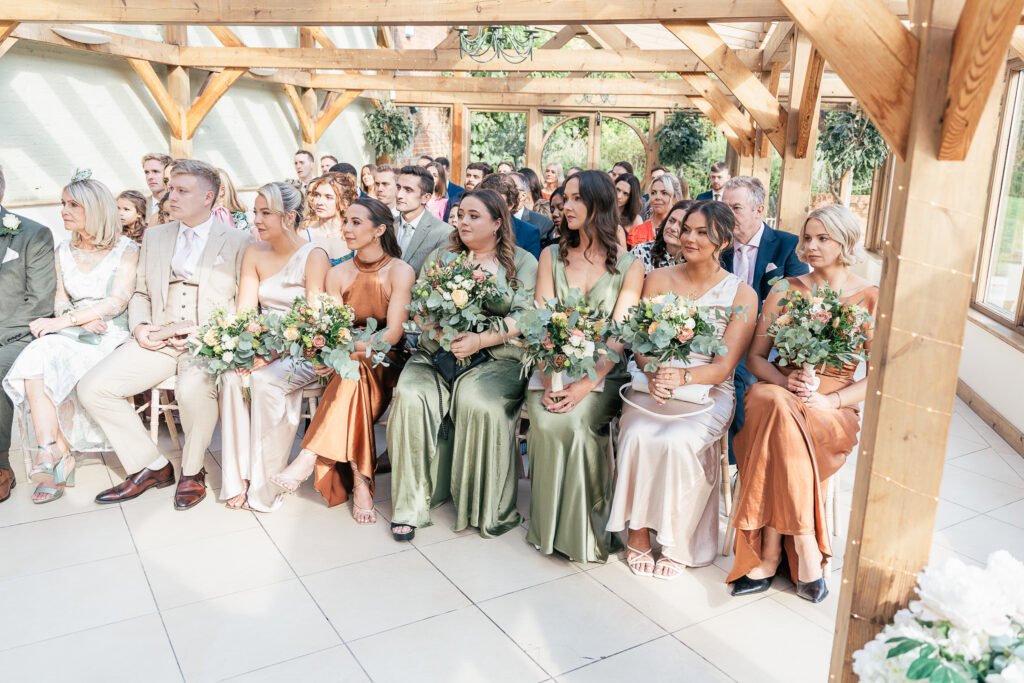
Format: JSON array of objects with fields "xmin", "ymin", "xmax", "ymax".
[
  {"xmin": 733, "ymin": 224, "xmax": 764, "ymax": 288},
  {"xmin": 514, "ymin": 206, "xmax": 526, "ymax": 221},
  {"xmin": 170, "ymin": 214, "xmax": 215, "ymax": 281},
  {"xmin": 397, "ymin": 208, "xmax": 426, "ymax": 254}
]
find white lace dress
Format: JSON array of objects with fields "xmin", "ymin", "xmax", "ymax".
[{"xmin": 3, "ymin": 236, "xmax": 140, "ymax": 453}]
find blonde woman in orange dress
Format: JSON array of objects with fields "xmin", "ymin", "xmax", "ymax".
[
  {"xmin": 270, "ymin": 197, "xmax": 414, "ymax": 523},
  {"xmin": 727, "ymin": 204, "xmax": 877, "ymax": 603}
]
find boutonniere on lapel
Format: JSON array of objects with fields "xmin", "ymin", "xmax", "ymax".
[{"xmin": 0, "ymin": 213, "xmax": 21, "ymax": 237}]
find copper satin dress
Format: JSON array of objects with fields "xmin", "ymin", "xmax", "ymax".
[
  {"xmin": 300, "ymin": 254, "xmax": 406, "ymax": 507},
  {"xmin": 727, "ymin": 280, "xmax": 878, "ymax": 585}
]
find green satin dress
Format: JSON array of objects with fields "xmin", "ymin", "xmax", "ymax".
[
  {"xmin": 525, "ymin": 247, "xmax": 636, "ymax": 563},
  {"xmin": 388, "ymin": 246, "xmax": 538, "ymax": 538}
]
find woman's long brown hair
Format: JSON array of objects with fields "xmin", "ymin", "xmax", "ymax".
[
  {"xmin": 558, "ymin": 170, "xmax": 621, "ymax": 273},
  {"xmin": 448, "ymin": 188, "xmax": 519, "ymax": 287}
]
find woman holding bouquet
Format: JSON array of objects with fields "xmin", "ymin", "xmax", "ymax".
[
  {"xmin": 607, "ymin": 202, "xmax": 757, "ymax": 578},
  {"xmin": 218, "ymin": 182, "xmax": 330, "ymax": 512},
  {"xmin": 269, "ymin": 197, "xmax": 414, "ymax": 523},
  {"xmin": 525, "ymin": 170, "xmax": 644, "ymax": 563},
  {"xmin": 727, "ymin": 204, "xmax": 876, "ymax": 603},
  {"xmin": 388, "ymin": 189, "xmax": 538, "ymax": 541}
]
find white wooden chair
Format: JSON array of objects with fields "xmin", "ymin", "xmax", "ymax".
[{"xmin": 135, "ymin": 376, "xmax": 180, "ymax": 449}]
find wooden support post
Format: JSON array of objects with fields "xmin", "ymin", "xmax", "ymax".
[
  {"xmin": 648, "ymin": 109, "xmax": 666, "ymax": 176},
  {"xmin": 184, "ymin": 67, "xmax": 246, "ymax": 139},
  {"xmin": 830, "ymin": 1, "xmax": 1008, "ymax": 678},
  {"xmin": 588, "ymin": 114, "xmax": 601, "ymax": 171},
  {"xmin": 681, "ymin": 73, "xmax": 756, "ymax": 155},
  {"xmin": 775, "ymin": 30, "xmax": 821, "ymax": 233},
  {"xmin": 0, "ymin": 37, "xmax": 17, "ymax": 59},
  {"xmin": 283, "ymin": 83, "xmax": 315, "ymax": 144},
  {"xmin": 313, "ymin": 89, "xmax": 360, "ymax": 141},
  {"xmin": 526, "ymin": 107, "xmax": 543, "ymax": 172},
  {"xmin": 0, "ymin": 22, "xmax": 19, "ymax": 43},
  {"xmin": 689, "ymin": 96, "xmax": 743, "ymax": 155},
  {"xmin": 795, "ymin": 47, "xmax": 825, "ymax": 158},
  {"xmin": 167, "ymin": 65, "xmax": 191, "ymax": 158},
  {"xmin": 452, "ymin": 103, "xmax": 467, "ymax": 185},
  {"xmin": 300, "ymin": 87, "xmax": 318, "ymax": 155}
]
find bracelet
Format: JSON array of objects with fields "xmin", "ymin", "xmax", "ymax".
[{"xmin": 833, "ymin": 393, "xmax": 843, "ymax": 409}]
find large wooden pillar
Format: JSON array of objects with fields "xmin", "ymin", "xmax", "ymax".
[
  {"xmin": 165, "ymin": 26, "xmax": 191, "ymax": 158},
  {"xmin": 526, "ymin": 107, "xmax": 543, "ymax": 173},
  {"xmin": 299, "ymin": 27, "xmax": 318, "ymax": 157},
  {"xmin": 452, "ymin": 103, "xmax": 467, "ymax": 184},
  {"xmin": 831, "ymin": 0, "xmax": 1007, "ymax": 678},
  {"xmin": 775, "ymin": 30, "xmax": 821, "ymax": 233}
]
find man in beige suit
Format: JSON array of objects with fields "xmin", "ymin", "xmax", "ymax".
[{"xmin": 78, "ymin": 160, "xmax": 251, "ymax": 510}]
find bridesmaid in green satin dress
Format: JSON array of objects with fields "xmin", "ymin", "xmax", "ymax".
[
  {"xmin": 525, "ymin": 171, "xmax": 645, "ymax": 563},
  {"xmin": 388, "ymin": 189, "xmax": 538, "ymax": 541}
]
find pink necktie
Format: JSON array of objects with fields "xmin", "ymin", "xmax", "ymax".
[
  {"xmin": 171, "ymin": 227, "xmax": 199, "ymax": 280},
  {"xmin": 734, "ymin": 243, "xmax": 757, "ymax": 287}
]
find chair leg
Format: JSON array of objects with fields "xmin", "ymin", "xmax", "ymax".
[
  {"xmin": 722, "ymin": 477, "xmax": 740, "ymax": 556},
  {"xmin": 721, "ymin": 449, "xmax": 732, "ymax": 518},
  {"xmin": 160, "ymin": 390, "xmax": 181, "ymax": 450},
  {"xmin": 149, "ymin": 388, "xmax": 160, "ymax": 445}
]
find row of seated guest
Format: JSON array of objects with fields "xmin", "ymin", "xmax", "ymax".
[{"xmin": 1, "ymin": 161, "xmax": 875, "ymax": 606}]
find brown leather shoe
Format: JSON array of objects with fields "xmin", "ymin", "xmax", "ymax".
[
  {"xmin": 174, "ymin": 468, "xmax": 207, "ymax": 511},
  {"xmin": 95, "ymin": 462, "xmax": 175, "ymax": 504},
  {"xmin": 0, "ymin": 468, "xmax": 16, "ymax": 503}
]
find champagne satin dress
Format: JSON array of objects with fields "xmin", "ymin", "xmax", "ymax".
[
  {"xmin": 388, "ymin": 246, "xmax": 538, "ymax": 538},
  {"xmin": 525, "ymin": 248, "xmax": 636, "ymax": 563},
  {"xmin": 219, "ymin": 243, "xmax": 320, "ymax": 512},
  {"xmin": 300, "ymin": 254, "xmax": 406, "ymax": 507},
  {"xmin": 727, "ymin": 280, "xmax": 878, "ymax": 585}
]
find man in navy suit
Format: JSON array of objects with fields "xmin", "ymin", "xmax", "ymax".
[
  {"xmin": 719, "ymin": 176, "xmax": 810, "ymax": 463},
  {"xmin": 509, "ymin": 172, "xmax": 554, "ymax": 242},
  {"xmin": 478, "ymin": 173, "xmax": 541, "ymax": 260},
  {"xmin": 696, "ymin": 161, "xmax": 731, "ymax": 202}
]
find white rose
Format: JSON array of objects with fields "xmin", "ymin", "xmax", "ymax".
[
  {"xmin": 2, "ymin": 214, "xmax": 19, "ymax": 230},
  {"xmin": 222, "ymin": 351, "xmax": 235, "ymax": 363},
  {"xmin": 442, "ymin": 291, "xmax": 452, "ymax": 301},
  {"xmin": 684, "ymin": 317, "xmax": 696, "ymax": 330},
  {"xmin": 913, "ymin": 556, "xmax": 1012, "ymax": 635},
  {"xmin": 583, "ymin": 340, "xmax": 595, "ymax": 356},
  {"xmin": 454, "ymin": 275, "xmax": 464, "ymax": 283},
  {"xmin": 221, "ymin": 336, "xmax": 237, "ymax": 350},
  {"xmin": 988, "ymin": 661, "xmax": 1024, "ymax": 683}
]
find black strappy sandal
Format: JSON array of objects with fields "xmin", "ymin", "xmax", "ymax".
[{"xmin": 391, "ymin": 522, "xmax": 415, "ymax": 541}]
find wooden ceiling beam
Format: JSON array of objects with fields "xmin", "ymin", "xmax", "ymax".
[
  {"xmin": 761, "ymin": 20, "xmax": 794, "ymax": 66},
  {"xmin": 11, "ymin": 22, "xmax": 179, "ymax": 62},
  {"xmin": 680, "ymin": 73, "xmax": 757, "ymax": 154},
  {"xmin": 794, "ymin": 46, "xmax": 825, "ymax": 158},
  {"xmin": 206, "ymin": 25, "xmax": 245, "ymax": 48},
  {"xmin": 184, "ymin": 66, "xmax": 246, "ymax": 138},
  {"xmin": 377, "ymin": 26, "xmax": 393, "ymax": 48},
  {"xmin": 778, "ymin": 0, "xmax": 918, "ymax": 159},
  {"xmin": 391, "ymin": 90, "xmax": 689, "ymax": 109},
  {"xmin": 282, "ymin": 83, "xmax": 315, "ymax": 144},
  {"xmin": 688, "ymin": 95, "xmax": 744, "ymax": 153},
  {"xmin": 938, "ymin": 0, "xmax": 1024, "ymax": 160},
  {"xmin": 0, "ymin": 22, "xmax": 19, "ymax": 43},
  {"xmin": 664, "ymin": 20, "xmax": 788, "ymax": 153},
  {"xmin": 312, "ymin": 72, "xmax": 708, "ymax": 95},
  {"xmin": 126, "ymin": 57, "xmax": 183, "ymax": 139},
  {"xmin": 0, "ymin": 37, "xmax": 17, "ymax": 59},
  {"xmin": 1011, "ymin": 24, "xmax": 1024, "ymax": 59},
  {"xmin": 314, "ymin": 90, "xmax": 362, "ymax": 141}
]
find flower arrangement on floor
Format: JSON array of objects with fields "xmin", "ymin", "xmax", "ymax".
[
  {"xmin": 517, "ymin": 288, "xmax": 619, "ymax": 392},
  {"xmin": 614, "ymin": 293, "xmax": 730, "ymax": 373},
  {"xmin": 188, "ymin": 308, "xmax": 277, "ymax": 398},
  {"xmin": 853, "ymin": 550, "xmax": 1024, "ymax": 683},
  {"xmin": 404, "ymin": 250, "xmax": 508, "ymax": 366},
  {"xmin": 766, "ymin": 280, "xmax": 872, "ymax": 394},
  {"xmin": 275, "ymin": 295, "xmax": 391, "ymax": 382}
]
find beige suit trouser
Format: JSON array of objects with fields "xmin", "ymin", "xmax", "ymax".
[{"xmin": 78, "ymin": 340, "xmax": 218, "ymax": 476}]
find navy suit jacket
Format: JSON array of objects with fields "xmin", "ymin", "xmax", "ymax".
[
  {"xmin": 442, "ymin": 182, "xmax": 465, "ymax": 222},
  {"xmin": 719, "ymin": 223, "xmax": 809, "ymax": 306},
  {"xmin": 521, "ymin": 208, "xmax": 554, "ymax": 241},
  {"xmin": 696, "ymin": 190, "xmax": 719, "ymax": 201},
  {"xmin": 513, "ymin": 216, "xmax": 541, "ymax": 260}
]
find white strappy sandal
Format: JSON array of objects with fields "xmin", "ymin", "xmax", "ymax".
[{"xmin": 626, "ymin": 545, "xmax": 656, "ymax": 577}]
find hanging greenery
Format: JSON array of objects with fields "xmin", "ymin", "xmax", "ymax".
[
  {"xmin": 363, "ymin": 102, "xmax": 415, "ymax": 163},
  {"xmin": 818, "ymin": 107, "xmax": 889, "ymax": 201},
  {"xmin": 653, "ymin": 107, "xmax": 714, "ymax": 171}
]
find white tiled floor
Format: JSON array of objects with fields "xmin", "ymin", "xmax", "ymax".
[{"xmin": 1, "ymin": 397, "xmax": 1021, "ymax": 682}]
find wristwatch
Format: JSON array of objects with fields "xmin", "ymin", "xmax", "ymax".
[{"xmin": 683, "ymin": 370, "xmax": 693, "ymax": 385}]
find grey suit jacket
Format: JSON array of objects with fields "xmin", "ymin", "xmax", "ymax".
[
  {"xmin": 522, "ymin": 208, "xmax": 555, "ymax": 240},
  {"xmin": 397, "ymin": 210, "xmax": 454, "ymax": 275},
  {"xmin": 0, "ymin": 207, "xmax": 56, "ymax": 347},
  {"xmin": 128, "ymin": 219, "xmax": 251, "ymax": 331}
]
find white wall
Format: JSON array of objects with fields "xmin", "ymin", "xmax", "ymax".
[
  {"xmin": 0, "ymin": 26, "xmax": 376, "ymax": 230},
  {"xmin": 959, "ymin": 320, "xmax": 1024, "ymax": 432}
]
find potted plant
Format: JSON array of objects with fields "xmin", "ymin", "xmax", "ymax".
[{"xmin": 364, "ymin": 102, "xmax": 415, "ymax": 164}]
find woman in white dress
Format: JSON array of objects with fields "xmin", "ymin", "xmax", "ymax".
[
  {"xmin": 4, "ymin": 176, "xmax": 139, "ymax": 504},
  {"xmin": 218, "ymin": 182, "xmax": 330, "ymax": 512},
  {"xmin": 607, "ymin": 202, "xmax": 757, "ymax": 579}
]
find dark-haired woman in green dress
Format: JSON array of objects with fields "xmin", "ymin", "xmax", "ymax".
[
  {"xmin": 388, "ymin": 189, "xmax": 538, "ymax": 541},
  {"xmin": 525, "ymin": 171, "xmax": 645, "ymax": 563}
]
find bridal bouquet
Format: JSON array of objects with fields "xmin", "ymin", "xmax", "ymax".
[
  {"xmin": 189, "ymin": 308, "xmax": 276, "ymax": 398},
  {"xmin": 767, "ymin": 281, "xmax": 872, "ymax": 392},
  {"xmin": 615, "ymin": 293, "xmax": 730, "ymax": 373},
  {"xmin": 404, "ymin": 250, "xmax": 508, "ymax": 365},
  {"xmin": 853, "ymin": 550, "xmax": 1024, "ymax": 683},
  {"xmin": 517, "ymin": 289, "xmax": 619, "ymax": 392},
  {"xmin": 275, "ymin": 295, "xmax": 391, "ymax": 382}
]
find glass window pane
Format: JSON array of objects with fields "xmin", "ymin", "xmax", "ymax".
[{"xmin": 983, "ymin": 76, "xmax": 1024, "ymax": 318}]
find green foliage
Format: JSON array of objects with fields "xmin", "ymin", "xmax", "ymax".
[
  {"xmin": 600, "ymin": 118, "xmax": 647, "ymax": 176},
  {"xmin": 470, "ymin": 112, "xmax": 527, "ymax": 168},
  {"xmin": 363, "ymin": 102, "xmax": 415, "ymax": 162},
  {"xmin": 818, "ymin": 108, "xmax": 889, "ymax": 198},
  {"xmin": 654, "ymin": 107, "xmax": 714, "ymax": 171},
  {"xmin": 542, "ymin": 116, "xmax": 589, "ymax": 171}
]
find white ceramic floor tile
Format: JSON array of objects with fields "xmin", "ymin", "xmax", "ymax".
[
  {"xmin": 349, "ymin": 606, "xmax": 547, "ymax": 683},
  {"xmin": 140, "ymin": 527, "xmax": 294, "ymax": 610},
  {"xmin": 0, "ymin": 554, "xmax": 156, "ymax": 650},
  {"xmin": 934, "ymin": 498, "xmax": 979, "ymax": 530},
  {"xmin": 480, "ymin": 573, "xmax": 664, "ymax": 676},
  {"xmin": 303, "ymin": 549, "xmax": 470, "ymax": 641},
  {"xmin": 121, "ymin": 486, "xmax": 260, "ymax": 551},
  {"xmin": 935, "ymin": 514, "xmax": 1024, "ymax": 564},
  {"xmin": 162, "ymin": 579, "xmax": 340, "ymax": 683},
  {"xmin": 946, "ymin": 412, "xmax": 987, "ymax": 445},
  {"xmin": 258, "ymin": 500, "xmax": 403, "ymax": 576},
  {"xmin": 768, "ymin": 567, "xmax": 845, "ymax": 632},
  {"xmin": 948, "ymin": 448, "xmax": 1024, "ymax": 486},
  {"xmin": 1, "ymin": 613, "xmax": 181, "ymax": 682},
  {"xmin": 419, "ymin": 525, "xmax": 579, "ymax": 602},
  {"xmin": 987, "ymin": 499, "xmax": 1024, "ymax": 530},
  {"xmin": 225, "ymin": 645, "xmax": 368, "ymax": 682},
  {"xmin": 0, "ymin": 506, "xmax": 135, "ymax": 581},
  {"xmin": 557, "ymin": 635, "xmax": 731, "ymax": 683},
  {"xmin": 945, "ymin": 434, "xmax": 990, "ymax": 460},
  {"xmin": 0, "ymin": 459, "xmax": 115, "ymax": 527},
  {"xmin": 939, "ymin": 466, "xmax": 1024, "ymax": 513},
  {"xmin": 587, "ymin": 558, "xmax": 755, "ymax": 633},
  {"xmin": 373, "ymin": 498, "xmax": 479, "ymax": 547},
  {"xmin": 675, "ymin": 596, "xmax": 831, "ymax": 683}
]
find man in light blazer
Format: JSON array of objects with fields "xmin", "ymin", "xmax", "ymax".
[
  {"xmin": 79, "ymin": 160, "xmax": 251, "ymax": 510},
  {"xmin": 719, "ymin": 176, "xmax": 810, "ymax": 465},
  {"xmin": 394, "ymin": 165, "xmax": 453, "ymax": 274},
  {"xmin": 0, "ymin": 167, "xmax": 57, "ymax": 503}
]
